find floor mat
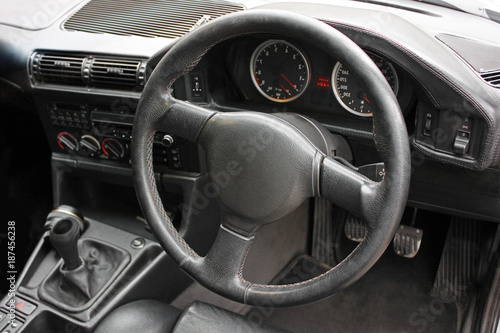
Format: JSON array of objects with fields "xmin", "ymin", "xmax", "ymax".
[{"xmin": 264, "ymin": 211, "xmax": 458, "ymax": 333}]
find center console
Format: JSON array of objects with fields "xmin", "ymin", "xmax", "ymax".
[
  {"xmin": 1, "ymin": 63, "xmax": 221, "ymax": 331},
  {"xmin": 0, "ymin": 206, "xmax": 193, "ymax": 332}
]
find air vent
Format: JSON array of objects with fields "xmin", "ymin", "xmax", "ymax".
[
  {"xmin": 89, "ymin": 57, "xmax": 144, "ymax": 88},
  {"xmin": 480, "ymin": 70, "xmax": 500, "ymax": 88},
  {"xmin": 30, "ymin": 51, "xmax": 147, "ymax": 91},
  {"xmin": 63, "ymin": 0, "xmax": 245, "ymax": 38},
  {"xmin": 32, "ymin": 53, "xmax": 85, "ymax": 85}
]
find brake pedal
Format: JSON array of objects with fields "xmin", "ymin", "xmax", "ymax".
[
  {"xmin": 344, "ymin": 214, "xmax": 366, "ymax": 242},
  {"xmin": 393, "ymin": 225, "xmax": 423, "ymax": 258}
]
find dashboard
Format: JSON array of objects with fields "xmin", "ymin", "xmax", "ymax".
[{"xmin": 0, "ymin": 0, "xmax": 499, "ymax": 221}]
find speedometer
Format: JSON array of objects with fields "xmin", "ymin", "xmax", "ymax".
[
  {"xmin": 250, "ymin": 40, "xmax": 310, "ymax": 103},
  {"xmin": 333, "ymin": 53, "xmax": 399, "ymax": 117}
]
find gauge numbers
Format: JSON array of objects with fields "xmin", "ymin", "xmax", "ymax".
[
  {"xmin": 251, "ymin": 40, "xmax": 310, "ymax": 103},
  {"xmin": 333, "ymin": 53, "xmax": 399, "ymax": 117}
]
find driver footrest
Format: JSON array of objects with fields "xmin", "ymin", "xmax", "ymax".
[
  {"xmin": 344, "ymin": 214, "xmax": 366, "ymax": 242},
  {"xmin": 393, "ymin": 225, "xmax": 423, "ymax": 258}
]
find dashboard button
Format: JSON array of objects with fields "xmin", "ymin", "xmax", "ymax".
[
  {"xmin": 11, "ymin": 297, "xmax": 37, "ymax": 316},
  {"xmin": 1, "ymin": 319, "xmax": 23, "ymax": 333}
]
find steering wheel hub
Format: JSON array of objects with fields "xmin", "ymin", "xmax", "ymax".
[{"xmin": 199, "ymin": 112, "xmax": 321, "ymax": 235}]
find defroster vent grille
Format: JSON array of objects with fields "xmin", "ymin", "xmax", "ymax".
[
  {"xmin": 63, "ymin": 0, "xmax": 245, "ymax": 38},
  {"xmin": 480, "ymin": 70, "xmax": 500, "ymax": 88}
]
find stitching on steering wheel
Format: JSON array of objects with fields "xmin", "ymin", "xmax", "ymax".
[
  {"xmin": 241, "ymin": 240, "xmax": 364, "ymax": 290},
  {"xmin": 237, "ymin": 245, "xmax": 252, "ymax": 286},
  {"xmin": 146, "ymin": 131, "xmax": 199, "ymax": 257}
]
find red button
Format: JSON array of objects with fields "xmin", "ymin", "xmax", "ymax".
[{"xmin": 11, "ymin": 298, "xmax": 36, "ymax": 316}]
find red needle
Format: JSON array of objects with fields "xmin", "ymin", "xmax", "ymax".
[
  {"xmin": 364, "ymin": 97, "xmax": 370, "ymax": 104},
  {"xmin": 280, "ymin": 73, "xmax": 298, "ymax": 91},
  {"xmin": 280, "ymin": 84, "xmax": 290, "ymax": 95}
]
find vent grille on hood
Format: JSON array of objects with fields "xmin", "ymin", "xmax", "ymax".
[
  {"xmin": 30, "ymin": 51, "xmax": 147, "ymax": 91},
  {"xmin": 63, "ymin": 0, "xmax": 245, "ymax": 38},
  {"xmin": 480, "ymin": 70, "xmax": 500, "ymax": 88}
]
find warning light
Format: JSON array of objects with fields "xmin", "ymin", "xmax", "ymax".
[{"xmin": 315, "ymin": 76, "xmax": 330, "ymax": 89}]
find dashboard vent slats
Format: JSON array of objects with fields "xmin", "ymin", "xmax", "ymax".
[
  {"xmin": 63, "ymin": 0, "xmax": 245, "ymax": 38},
  {"xmin": 30, "ymin": 52, "xmax": 147, "ymax": 91},
  {"xmin": 480, "ymin": 71, "xmax": 500, "ymax": 88},
  {"xmin": 34, "ymin": 54, "xmax": 86, "ymax": 85},
  {"xmin": 90, "ymin": 57, "xmax": 142, "ymax": 88}
]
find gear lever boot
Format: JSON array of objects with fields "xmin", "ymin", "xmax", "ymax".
[{"xmin": 39, "ymin": 206, "xmax": 130, "ymax": 311}]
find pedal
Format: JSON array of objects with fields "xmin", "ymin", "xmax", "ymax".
[
  {"xmin": 393, "ymin": 225, "xmax": 423, "ymax": 258},
  {"xmin": 431, "ymin": 217, "xmax": 480, "ymax": 306},
  {"xmin": 344, "ymin": 214, "xmax": 366, "ymax": 242}
]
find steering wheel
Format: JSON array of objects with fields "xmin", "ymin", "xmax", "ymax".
[{"xmin": 132, "ymin": 9, "xmax": 410, "ymax": 307}]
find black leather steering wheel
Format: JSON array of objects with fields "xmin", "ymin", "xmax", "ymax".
[{"xmin": 132, "ymin": 9, "xmax": 411, "ymax": 307}]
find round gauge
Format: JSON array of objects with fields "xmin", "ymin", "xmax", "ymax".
[
  {"xmin": 250, "ymin": 40, "xmax": 310, "ymax": 103},
  {"xmin": 332, "ymin": 53, "xmax": 399, "ymax": 117}
]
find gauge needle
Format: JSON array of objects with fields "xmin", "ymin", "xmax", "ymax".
[
  {"xmin": 280, "ymin": 73, "xmax": 298, "ymax": 91},
  {"xmin": 364, "ymin": 97, "xmax": 370, "ymax": 104},
  {"xmin": 280, "ymin": 84, "xmax": 291, "ymax": 95}
]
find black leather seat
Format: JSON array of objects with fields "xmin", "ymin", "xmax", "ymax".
[
  {"xmin": 94, "ymin": 300, "xmax": 181, "ymax": 333},
  {"xmin": 95, "ymin": 300, "xmax": 290, "ymax": 333}
]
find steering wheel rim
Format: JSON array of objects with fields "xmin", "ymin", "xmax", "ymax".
[{"xmin": 132, "ymin": 9, "xmax": 411, "ymax": 307}]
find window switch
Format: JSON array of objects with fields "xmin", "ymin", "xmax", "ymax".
[
  {"xmin": 423, "ymin": 112, "xmax": 432, "ymax": 136},
  {"xmin": 453, "ymin": 130, "xmax": 470, "ymax": 155}
]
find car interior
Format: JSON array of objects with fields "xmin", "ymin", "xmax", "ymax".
[{"xmin": 0, "ymin": 0, "xmax": 499, "ymax": 332}]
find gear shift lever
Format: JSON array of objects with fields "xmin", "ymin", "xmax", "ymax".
[
  {"xmin": 50, "ymin": 219, "xmax": 82, "ymax": 270},
  {"xmin": 40, "ymin": 205, "xmax": 129, "ymax": 310}
]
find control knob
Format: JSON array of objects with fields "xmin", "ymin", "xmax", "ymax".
[
  {"xmin": 79, "ymin": 135, "xmax": 100, "ymax": 157},
  {"xmin": 102, "ymin": 138, "xmax": 125, "ymax": 160},
  {"xmin": 162, "ymin": 135, "xmax": 174, "ymax": 147},
  {"xmin": 57, "ymin": 132, "xmax": 79, "ymax": 152}
]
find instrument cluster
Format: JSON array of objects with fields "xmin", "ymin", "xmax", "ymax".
[{"xmin": 225, "ymin": 37, "xmax": 411, "ymax": 120}]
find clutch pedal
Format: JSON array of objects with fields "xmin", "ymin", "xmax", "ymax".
[
  {"xmin": 393, "ymin": 225, "xmax": 423, "ymax": 258},
  {"xmin": 344, "ymin": 214, "xmax": 366, "ymax": 242}
]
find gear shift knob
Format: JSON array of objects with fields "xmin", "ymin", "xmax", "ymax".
[{"xmin": 50, "ymin": 219, "xmax": 82, "ymax": 270}]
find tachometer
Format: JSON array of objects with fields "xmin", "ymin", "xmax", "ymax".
[
  {"xmin": 333, "ymin": 53, "xmax": 399, "ymax": 117},
  {"xmin": 251, "ymin": 40, "xmax": 310, "ymax": 103}
]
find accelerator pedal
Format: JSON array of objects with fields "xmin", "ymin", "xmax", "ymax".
[
  {"xmin": 393, "ymin": 225, "xmax": 423, "ymax": 258},
  {"xmin": 344, "ymin": 214, "xmax": 366, "ymax": 242},
  {"xmin": 431, "ymin": 217, "xmax": 480, "ymax": 307}
]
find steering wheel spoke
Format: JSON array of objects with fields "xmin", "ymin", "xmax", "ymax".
[
  {"xmin": 320, "ymin": 156, "xmax": 381, "ymax": 225},
  {"xmin": 183, "ymin": 223, "xmax": 255, "ymax": 301},
  {"xmin": 154, "ymin": 98, "xmax": 217, "ymax": 142}
]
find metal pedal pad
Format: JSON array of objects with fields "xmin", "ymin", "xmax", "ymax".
[
  {"xmin": 393, "ymin": 225, "xmax": 423, "ymax": 258},
  {"xmin": 344, "ymin": 214, "xmax": 366, "ymax": 242}
]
